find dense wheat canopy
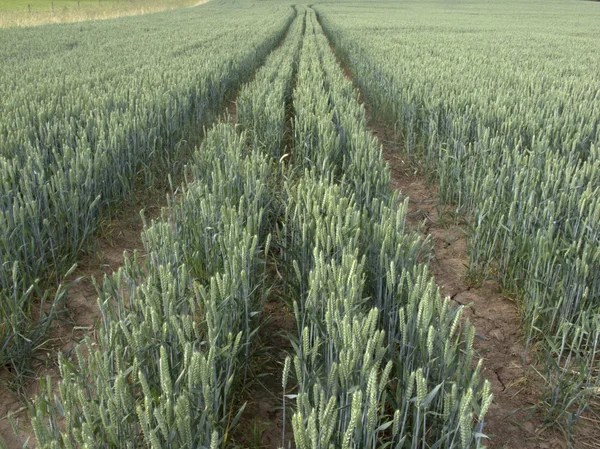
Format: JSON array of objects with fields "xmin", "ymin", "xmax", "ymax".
[{"xmin": 1, "ymin": 0, "xmax": 598, "ymax": 447}]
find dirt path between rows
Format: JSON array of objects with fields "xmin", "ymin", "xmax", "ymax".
[
  {"xmin": 230, "ymin": 284, "xmax": 296, "ymax": 449},
  {"xmin": 373, "ymin": 127, "xmax": 560, "ymax": 449},
  {"xmin": 370, "ymin": 123, "xmax": 600, "ymax": 449},
  {"xmin": 225, "ymin": 41, "xmax": 298, "ymax": 447}
]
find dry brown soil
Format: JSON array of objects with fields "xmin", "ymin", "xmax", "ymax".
[
  {"xmin": 230, "ymin": 292, "xmax": 296, "ymax": 449},
  {"xmin": 226, "ymin": 90, "xmax": 297, "ymax": 449}
]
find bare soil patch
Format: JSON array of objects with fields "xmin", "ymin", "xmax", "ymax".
[
  {"xmin": 229, "ymin": 25, "xmax": 299, "ymax": 445},
  {"xmin": 231, "ymin": 288, "xmax": 296, "ymax": 449},
  {"xmin": 376, "ymin": 132, "xmax": 549, "ymax": 449}
]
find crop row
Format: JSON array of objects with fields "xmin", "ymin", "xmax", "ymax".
[
  {"xmin": 280, "ymin": 10, "xmax": 492, "ymax": 448},
  {"xmin": 16, "ymin": 6, "xmax": 495, "ymax": 449}
]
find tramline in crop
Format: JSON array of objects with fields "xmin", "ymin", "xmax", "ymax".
[
  {"xmin": 5, "ymin": 0, "xmax": 597, "ymax": 447},
  {"xmin": 15, "ymin": 6, "xmax": 494, "ymax": 448},
  {"xmin": 0, "ymin": 3, "xmax": 295, "ymax": 384},
  {"xmin": 315, "ymin": 0, "xmax": 600, "ymax": 428}
]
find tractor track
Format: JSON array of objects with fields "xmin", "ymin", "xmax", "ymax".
[
  {"xmin": 315, "ymin": 9, "xmax": 600, "ymax": 448},
  {"xmin": 0, "ymin": 13, "xmax": 298, "ymax": 448}
]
